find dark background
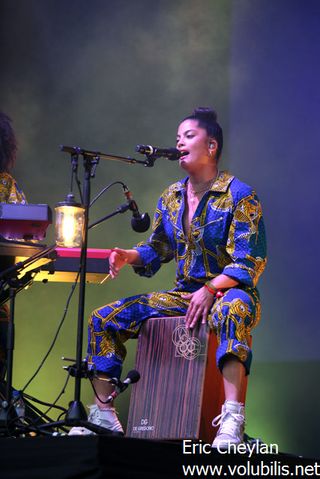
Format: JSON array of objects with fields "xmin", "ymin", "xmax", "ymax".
[{"xmin": 0, "ymin": 0, "xmax": 319, "ymax": 457}]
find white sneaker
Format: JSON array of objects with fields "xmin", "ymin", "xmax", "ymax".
[
  {"xmin": 68, "ymin": 404, "xmax": 124, "ymax": 436},
  {"xmin": 212, "ymin": 400, "xmax": 245, "ymax": 449}
]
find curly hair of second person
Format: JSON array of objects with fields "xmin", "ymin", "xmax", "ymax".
[{"xmin": 0, "ymin": 111, "xmax": 17, "ymax": 173}]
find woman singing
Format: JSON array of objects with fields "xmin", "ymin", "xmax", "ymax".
[{"xmin": 70, "ymin": 107, "xmax": 267, "ymax": 448}]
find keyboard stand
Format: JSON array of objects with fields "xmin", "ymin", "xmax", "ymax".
[{"xmin": 0, "ymin": 246, "xmax": 56, "ymax": 435}]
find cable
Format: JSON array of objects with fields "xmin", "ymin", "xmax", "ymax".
[
  {"xmin": 89, "ymin": 376, "xmax": 115, "ymax": 405},
  {"xmin": 22, "ymin": 270, "xmax": 80, "ymax": 392},
  {"xmin": 23, "ymin": 391, "xmax": 67, "ymax": 415},
  {"xmin": 70, "ymin": 153, "xmax": 83, "ymax": 204},
  {"xmin": 21, "ymin": 373, "xmax": 70, "ymax": 432},
  {"xmin": 14, "ymin": 367, "xmax": 71, "ymax": 435},
  {"xmin": 39, "ymin": 372, "xmax": 70, "ymax": 419},
  {"xmin": 75, "ymin": 170, "xmax": 83, "ymax": 204},
  {"xmin": 90, "ymin": 181, "xmax": 126, "ymax": 208}
]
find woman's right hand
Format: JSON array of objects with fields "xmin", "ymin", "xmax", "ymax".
[{"xmin": 109, "ymin": 247, "xmax": 141, "ymax": 279}]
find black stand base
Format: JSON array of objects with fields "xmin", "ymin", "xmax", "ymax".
[
  {"xmin": 0, "ymin": 400, "xmax": 17, "ymax": 433},
  {"xmin": 0, "ymin": 381, "xmax": 61, "ymax": 436},
  {"xmin": 65, "ymin": 400, "xmax": 87, "ymax": 421},
  {"xmin": 0, "ymin": 381, "xmax": 123, "ymax": 437},
  {"xmin": 38, "ymin": 417, "xmax": 124, "ymax": 436}
]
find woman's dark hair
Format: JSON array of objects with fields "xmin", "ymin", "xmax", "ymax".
[
  {"xmin": 183, "ymin": 107, "xmax": 223, "ymax": 159},
  {"xmin": 0, "ymin": 111, "xmax": 17, "ymax": 172}
]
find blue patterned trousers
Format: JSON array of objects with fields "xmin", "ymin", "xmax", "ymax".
[{"xmin": 87, "ymin": 287, "xmax": 261, "ymax": 378}]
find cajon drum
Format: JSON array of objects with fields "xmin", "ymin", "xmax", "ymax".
[{"xmin": 127, "ymin": 316, "xmax": 249, "ymax": 442}]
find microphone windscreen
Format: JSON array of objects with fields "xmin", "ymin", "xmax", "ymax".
[
  {"xmin": 167, "ymin": 148, "xmax": 182, "ymax": 161},
  {"xmin": 126, "ymin": 369, "xmax": 140, "ymax": 384},
  {"xmin": 131, "ymin": 212, "xmax": 150, "ymax": 233}
]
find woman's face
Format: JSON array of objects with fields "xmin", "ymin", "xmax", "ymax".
[{"xmin": 176, "ymin": 119, "xmax": 215, "ymax": 173}]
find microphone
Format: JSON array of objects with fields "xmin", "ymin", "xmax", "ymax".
[
  {"xmin": 123, "ymin": 185, "xmax": 150, "ymax": 233},
  {"xmin": 136, "ymin": 145, "xmax": 182, "ymax": 161},
  {"xmin": 105, "ymin": 370, "xmax": 141, "ymax": 404}
]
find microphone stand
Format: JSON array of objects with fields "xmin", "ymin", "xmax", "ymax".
[
  {"xmin": 64, "ymin": 151, "xmax": 96, "ymax": 425},
  {"xmin": 88, "ymin": 203, "xmax": 130, "ymax": 230},
  {"xmin": 60, "ymin": 145, "xmax": 157, "ymax": 168},
  {"xmin": 50, "ymin": 147, "xmax": 151, "ymax": 435}
]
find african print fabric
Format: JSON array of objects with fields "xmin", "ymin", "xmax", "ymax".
[
  {"xmin": 87, "ymin": 171, "xmax": 267, "ymax": 378},
  {"xmin": 0, "ymin": 172, "xmax": 27, "ymax": 378},
  {"xmin": 0, "ymin": 172, "xmax": 26, "ymax": 205}
]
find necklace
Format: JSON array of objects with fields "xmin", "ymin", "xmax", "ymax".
[{"xmin": 188, "ymin": 171, "xmax": 219, "ymax": 195}]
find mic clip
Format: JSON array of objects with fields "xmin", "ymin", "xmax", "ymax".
[
  {"xmin": 142, "ymin": 155, "xmax": 156, "ymax": 168},
  {"xmin": 62, "ymin": 357, "xmax": 96, "ymax": 380}
]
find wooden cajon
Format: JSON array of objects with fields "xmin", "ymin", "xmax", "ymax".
[{"xmin": 126, "ymin": 316, "xmax": 249, "ymax": 442}]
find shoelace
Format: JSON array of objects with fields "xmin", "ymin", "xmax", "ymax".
[
  {"xmin": 89, "ymin": 407, "xmax": 102, "ymax": 424},
  {"xmin": 212, "ymin": 411, "xmax": 245, "ymax": 436},
  {"xmin": 89, "ymin": 406, "xmax": 122, "ymax": 429}
]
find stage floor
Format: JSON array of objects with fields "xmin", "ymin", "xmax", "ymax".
[{"xmin": 0, "ymin": 434, "xmax": 319, "ymax": 479}]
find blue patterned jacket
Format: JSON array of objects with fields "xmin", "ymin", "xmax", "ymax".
[{"xmin": 134, "ymin": 171, "xmax": 267, "ymax": 292}]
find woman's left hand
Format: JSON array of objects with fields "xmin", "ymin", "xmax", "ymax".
[{"xmin": 181, "ymin": 286, "xmax": 216, "ymax": 329}]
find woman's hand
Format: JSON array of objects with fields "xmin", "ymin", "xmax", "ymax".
[
  {"xmin": 181, "ymin": 286, "xmax": 216, "ymax": 329},
  {"xmin": 109, "ymin": 247, "xmax": 141, "ymax": 279}
]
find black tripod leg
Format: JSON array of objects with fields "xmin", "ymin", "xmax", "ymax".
[
  {"xmin": 0, "ymin": 316, "xmax": 8, "ymax": 382},
  {"xmin": 0, "ymin": 288, "xmax": 17, "ymax": 431}
]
